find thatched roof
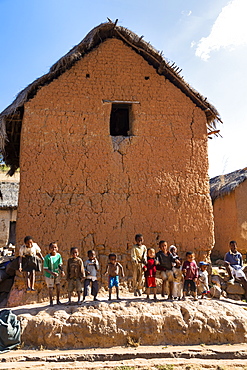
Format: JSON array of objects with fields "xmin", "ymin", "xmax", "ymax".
[
  {"xmin": 0, "ymin": 182, "xmax": 19, "ymax": 209},
  {"xmin": 210, "ymin": 168, "xmax": 247, "ymax": 202},
  {"xmin": 0, "ymin": 20, "xmax": 222, "ymax": 175}
]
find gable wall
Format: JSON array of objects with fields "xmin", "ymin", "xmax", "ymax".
[
  {"xmin": 212, "ymin": 192, "xmax": 237, "ymax": 258},
  {"xmin": 212, "ymin": 181, "xmax": 247, "ymax": 258},
  {"xmin": 17, "ymin": 38, "xmax": 213, "ymax": 275}
]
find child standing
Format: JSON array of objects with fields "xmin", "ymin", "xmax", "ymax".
[
  {"xmin": 131, "ymin": 234, "xmax": 147, "ymax": 296},
  {"xmin": 197, "ymin": 261, "xmax": 210, "ymax": 298},
  {"xmin": 83, "ymin": 250, "xmax": 99, "ymax": 301},
  {"xmin": 43, "ymin": 242, "xmax": 65, "ymax": 306},
  {"xmin": 156, "ymin": 240, "xmax": 176, "ymax": 298},
  {"xmin": 19, "ymin": 236, "xmax": 44, "ymax": 291},
  {"xmin": 67, "ymin": 247, "xmax": 85, "ymax": 304},
  {"xmin": 105, "ymin": 253, "xmax": 124, "ymax": 300},
  {"xmin": 172, "ymin": 259, "xmax": 183, "ymax": 300},
  {"xmin": 143, "ymin": 248, "xmax": 157, "ymax": 300},
  {"xmin": 182, "ymin": 251, "xmax": 198, "ymax": 301}
]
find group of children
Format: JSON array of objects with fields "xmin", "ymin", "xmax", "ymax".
[
  {"xmin": 18, "ymin": 234, "xmax": 210, "ymax": 306},
  {"xmin": 131, "ymin": 234, "xmax": 210, "ymax": 301}
]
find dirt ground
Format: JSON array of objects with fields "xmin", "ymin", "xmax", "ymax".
[{"xmin": 2, "ymin": 344, "xmax": 247, "ymax": 369}]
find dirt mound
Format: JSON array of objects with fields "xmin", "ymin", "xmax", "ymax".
[{"xmin": 14, "ymin": 297, "xmax": 247, "ymax": 349}]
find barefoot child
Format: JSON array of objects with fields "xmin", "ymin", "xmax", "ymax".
[
  {"xmin": 197, "ymin": 261, "xmax": 210, "ymax": 298},
  {"xmin": 83, "ymin": 250, "xmax": 100, "ymax": 301},
  {"xmin": 143, "ymin": 248, "xmax": 157, "ymax": 300},
  {"xmin": 172, "ymin": 259, "xmax": 183, "ymax": 300},
  {"xmin": 131, "ymin": 234, "xmax": 147, "ymax": 296},
  {"xmin": 43, "ymin": 242, "xmax": 65, "ymax": 306},
  {"xmin": 67, "ymin": 247, "xmax": 85, "ymax": 304},
  {"xmin": 182, "ymin": 251, "xmax": 198, "ymax": 301},
  {"xmin": 105, "ymin": 253, "xmax": 124, "ymax": 300},
  {"xmin": 19, "ymin": 236, "xmax": 44, "ymax": 291}
]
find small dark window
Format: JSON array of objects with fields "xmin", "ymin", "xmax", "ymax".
[
  {"xmin": 110, "ymin": 104, "xmax": 131, "ymax": 136},
  {"xmin": 86, "ymin": 73, "xmax": 90, "ymax": 78},
  {"xmin": 8, "ymin": 221, "xmax": 16, "ymax": 245}
]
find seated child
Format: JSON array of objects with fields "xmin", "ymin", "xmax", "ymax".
[
  {"xmin": 182, "ymin": 251, "xmax": 198, "ymax": 301},
  {"xmin": 105, "ymin": 253, "xmax": 124, "ymax": 300},
  {"xmin": 172, "ymin": 259, "xmax": 183, "ymax": 300},
  {"xmin": 43, "ymin": 242, "xmax": 65, "ymax": 306},
  {"xmin": 67, "ymin": 247, "xmax": 85, "ymax": 304},
  {"xmin": 19, "ymin": 236, "xmax": 44, "ymax": 291},
  {"xmin": 156, "ymin": 240, "xmax": 176, "ymax": 298},
  {"xmin": 143, "ymin": 248, "xmax": 157, "ymax": 300},
  {"xmin": 169, "ymin": 245, "xmax": 179, "ymax": 261},
  {"xmin": 83, "ymin": 250, "xmax": 100, "ymax": 301},
  {"xmin": 197, "ymin": 261, "xmax": 210, "ymax": 299}
]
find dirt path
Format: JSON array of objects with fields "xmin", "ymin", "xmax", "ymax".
[{"xmin": 2, "ymin": 344, "xmax": 247, "ymax": 369}]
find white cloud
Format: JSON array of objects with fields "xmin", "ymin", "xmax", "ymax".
[
  {"xmin": 181, "ymin": 10, "xmax": 192, "ymax": 17},
  {"xmin": 195, "ymin": 0, "xmax": 247, "ymax": 60}
]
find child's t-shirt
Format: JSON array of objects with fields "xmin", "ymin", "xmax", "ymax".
[
  {"xmin": 44, "ymin": 253, "xmax": 63, "ymax": 278},
  {"xmin": 67, "ymin": 257, "xmax": 85, "ymax": 280},
  {"xmin": 131, "ymin": 244, "xmax": 147, "ymax": 264},
  {"xmin": 84, "ymin": 259, "xmax": 99, "ymax": 281},
  {"xmin": 19, "ymin": 243, "xmax": 41, "ymax": 257},
  {"xmin": 182, "ymin": 260, "xmax": 198, "ymax": 280},
  {"xmin": 198, "ymin": 269, "xmax": 209, "ymax": 290}
]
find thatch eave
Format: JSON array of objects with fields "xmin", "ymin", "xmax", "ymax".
[
  {"xmin": 210, "ymin": 168, "xmax": 247, "ymax": 202},
  {"xmin": 0, "ymin": 20, "xmax": 222, "ymax": 174}
]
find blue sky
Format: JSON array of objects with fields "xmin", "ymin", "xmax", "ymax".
[{"xmin": 1, "ymin": 0, "xmax": 246, "ymax": 177}]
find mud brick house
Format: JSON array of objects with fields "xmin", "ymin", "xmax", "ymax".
[
  {"xmin": 0, "ymin": 21, "xmax": 221, "ymax": 276},
  {"xmin": 210, "ymin": 168, "xmax": 247, "ymax": 258}
]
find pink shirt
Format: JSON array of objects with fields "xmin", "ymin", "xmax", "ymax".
[{"xmin": 182, "ymin": 260, "xmax": 198, "ymax": 280}]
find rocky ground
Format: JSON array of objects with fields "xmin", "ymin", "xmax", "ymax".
[
  {"xmin": 1, "ymin": 294, "xmax": 247, "ymax": 369},
  {"xmin": 14, "ymin": 294, "xmax": 247, "ymax": 348}
]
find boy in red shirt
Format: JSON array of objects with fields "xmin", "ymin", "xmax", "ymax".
[{"xmin": 182, "ymin": 251, "xmax": 198, "ymax": 301}]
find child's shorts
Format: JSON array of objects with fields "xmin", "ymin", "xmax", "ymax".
[
  {"xmin": 183, "ymin": 279, "xmax": 196, "ymax": 292},
  {"xmin": 160, "ymin": 270, "xmax": 174, "ymax": 282},
  {"xmin": 145, "ymin": 276, "xmax": 156, "ymax": 288},
  {"xmin": 68, "ymin": 278, "xmax": 82, "ymax": 293},
  {"xmin": 45, "ymin": 275, "xmax": 61, "ymax": 288},
  {"xmin": 109, "ymin": 275, "xmax": 119, "ymax": 289}
]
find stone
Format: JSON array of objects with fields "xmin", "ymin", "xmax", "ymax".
[
  {"xmin": 210, "ymin": 285, "xmax": 221, "ymax": 298},
  {"xmin": 226, "ymin": 282, "xmax": 245, "ymax": 295},
  {"xmin": 211, "ymin": 275, "xmax": 222, "ymax": 287}
]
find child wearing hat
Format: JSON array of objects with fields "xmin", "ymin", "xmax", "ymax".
[{"xmin": 197, "ymin": 261, "xmax": 210, "ymax": 299}]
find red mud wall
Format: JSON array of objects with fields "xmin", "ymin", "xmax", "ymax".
[
  {"xmin": 213, "ymin": 181, "xmax": 247, "ymax": 258},
  {"xmin": 17, "ymin": 38, "xmax": 214, "ymax": 274}
]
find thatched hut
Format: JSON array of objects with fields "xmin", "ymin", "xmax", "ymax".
[
  {"xmin": 0, "ymin": 182, "xmax": 19, "ymax": 247},
  {"xmin": 210, "ymin": 168, "xmax": 247, "ymax": 257},
  {"xmin": 0, "ymin": 21, "xmax": 221, "ymax": 276}
]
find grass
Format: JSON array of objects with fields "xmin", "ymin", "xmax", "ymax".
[{"xmin": 126, "ymin": 335, "xmax": 140, "ymax": 347}]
